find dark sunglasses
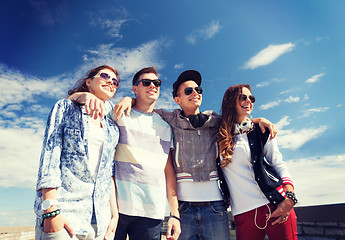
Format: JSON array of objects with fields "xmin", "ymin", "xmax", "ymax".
[
  {"xmin": 135, "ymin": 79, "xmax": 162, "ymax": 87},
  {"xmin": 239, "ymin": 94, "xmax": 255, "ymax": 103},
  {"xmin": 99, "ymin": 72, "xmax": 119, "ymax": 87},
  {"xmin": 179, "ymin": 86, "xmax": 203, "ymax": 96}
]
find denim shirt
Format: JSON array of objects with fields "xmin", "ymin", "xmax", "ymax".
[{"xmin": 34, "ymin": 99, "xmax": 119, "ymax": 235}]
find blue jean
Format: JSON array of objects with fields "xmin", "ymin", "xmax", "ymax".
[
  {"xmin": 178, "ymin": 200, "xmax": 230, "ymax": 240},
  {"xmin": 114, "ymin": 213, "xmax": 162, "ymax": 240}
]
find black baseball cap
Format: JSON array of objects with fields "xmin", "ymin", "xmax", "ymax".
[{"xmin": 172, "ymin": 70, "xmax": 202, "ymax": 97}]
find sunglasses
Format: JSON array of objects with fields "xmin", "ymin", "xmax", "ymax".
[
  {"xmin": 179, "ymin": 86, "xmax": 203, "ymax": 96},
  {"xmin": 239, "ymin": 94, "xmax": 255, "ymax": 103},
  {"xmin": 98, "ymin": 72, "xmax": 119, "ymax": 87},
  {"xmin": 135, "ymin": 79, "xmax": 162, "ymax": 87}
]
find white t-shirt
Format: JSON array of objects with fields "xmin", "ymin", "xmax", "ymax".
[{"xmin": 88, "ymin": 122, "xmax": 105, "ymax": 179}]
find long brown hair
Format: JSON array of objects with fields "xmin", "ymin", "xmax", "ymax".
[
  {"xmin": 217, "ymin": 84, "xmax": 251, "ymax": 167},
  {"xmin": 68, "ymin": 65, "xmax": 119, "ymax": 96}
]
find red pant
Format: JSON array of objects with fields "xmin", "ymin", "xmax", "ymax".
[{"xmin": 234, "ymin": 204, "xmax": 298, "ymax": 240}]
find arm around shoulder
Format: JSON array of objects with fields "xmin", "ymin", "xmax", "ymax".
[{"xmin": 68, "ymin": 92, "xmax": 105, "ymax": 119}]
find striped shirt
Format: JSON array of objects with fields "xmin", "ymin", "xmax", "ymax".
[{"xmin": 111, "ymin": 108, "xmax": 172, "ymax": 220}]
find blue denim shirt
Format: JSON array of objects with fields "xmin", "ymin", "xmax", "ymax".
[{"xmin": 34, "ymin": 99, "xmax": 119, "ymax": 235}]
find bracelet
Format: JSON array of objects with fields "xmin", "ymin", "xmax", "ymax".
[
  {"xmin": 286, "ymin": 191, "xmax": 298, "ymax": 205},
  {"xmin": 43, "ymin": 209, "xmax": 61, "ymax": 219},
  {"xmin": 170, "ymin": 215, "xmax": 181, "ymax": 222}
]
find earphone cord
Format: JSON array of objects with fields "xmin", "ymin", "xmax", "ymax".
[{"xmin": 254, "ymin": 204, "xmax": 271, "ymax": 230}]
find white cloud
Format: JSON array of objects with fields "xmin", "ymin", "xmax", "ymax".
[
  {"xmin": 278, "ymin": 126, "xmax": 327, "ymax": 150},
  {"xmin": 279, "ymin": 88, "xmax": 299, "ymax": 95},
  {"xmin": 186, "ymin": 20, "xmax": 222, "ymax": 44},
  {"xmin": 260, "ymin": 100, "xmax": 281, "ymax": 110},
  {"xmin": 287, "ymin": 154, "xmax": 345, "ymax": 206},
  {"xmin": 337, "ymin": 104, "xmax": 343, "ymax": 108},
  {"xmin": 243, "ymin": 43, "xmax": 295, "ymax": 69},
  {"xmin": 275, "ymin": 116, "xmax": 291, "ymax": 130},
  {"xmin": 260, "ymin": 96, "xmax": 299, "ymax": 110},
  {"xmin": 1, "ymin": 104, "xmax": 22, "ymax": 118},
  {"xmin": 315, "ymin": 36, "xmax": 330, "ymax": 42},
  {"xmin": 0, "ymin": 64, "xmax": 72, "ymax": 111},
  {"xmin": 174, "ymin": 63, "xmax": 184, "ymax": 70},
  {"xmin": 256, "ymin": 78, "xmax": 286, "ymax": 88},
  {"xmin": 83, "ymin": 39, "xmax": 171, "ymax": 84},
  {"xmin": 284, "ymin": 96, "xmax": 300, "ymax": 103},
  {"xmin": 102, "ymin": 19, "xmax": 127, "ymax": 39},
  {"xmin": 0, "ymin": 126, "xmax": 43, "ymax": 188},
  {"xmin": 88, "ymin": 7, "xmax": 129, "ymax": 40},
  {"xmin": 300, "ymin": 107, "xmax": 329, "ymax": 118},
  {"xmin": 275, "ymin": 116, "xmax": 327, "ymax": 150},
  {"xmin": 305, "ymin": 73, "xmax": 324, "ymax": 83},
  {"xmin": 256, "ymin": 81, "xmax": 269, "ymax": 88}
]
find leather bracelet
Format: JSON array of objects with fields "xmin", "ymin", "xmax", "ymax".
[
  {"xmin": 286, "ymin": 191, "xmax": 298, "ymax": 205},
  {"xmin": 170, "ymin": 215, "xmax": 181, "ymax": 222},
  {"xmin": 43, "ymin": 209, "xmax": 61, "ymax": 219}
]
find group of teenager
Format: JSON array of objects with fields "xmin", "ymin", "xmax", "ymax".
[{"xmin": 34, "ymin": 65, "xmax": 298, "ymax": 240}]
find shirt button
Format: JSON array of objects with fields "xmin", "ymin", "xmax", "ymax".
[
  {"xmin": 273, "ymin": 201, "xmax": 276, "ymax": 204},
  {"xmin": 269, "ymin": 195, "xmax": 272, "ymax": 198}
]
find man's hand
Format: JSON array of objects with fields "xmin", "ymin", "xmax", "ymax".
[
  {"xmin": 43, "ymin": 214, "xmax": 75, "ymax": 235},
  {"xmin": 166, "ymin": 217, "xmax": 181, "ymax": 240},
  {"xmin": 113, "ymin": 97, "xmax": 134, "ymax": 120},
  {"xmin": 253, "ymin": 117, "xmax": 277, "ymax": 139}
]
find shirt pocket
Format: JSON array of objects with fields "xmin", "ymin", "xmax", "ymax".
[{"xmin": 62, "ymin": 128, "xmax": 86, "ymax": 156}]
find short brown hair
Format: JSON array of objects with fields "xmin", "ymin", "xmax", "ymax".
[{"xmin": 132, "ymin": 66, "xmax": 158, "ymax": 85}]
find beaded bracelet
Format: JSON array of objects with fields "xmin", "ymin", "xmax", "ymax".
[
  {"xmin": 170, "ymin": 215, "xmax": 181, "ymax": 222},
  {"xmin": 43, "ymin": 209, "xmax": 61, "ymax": 219},
  {"xmin": 286, "ymin": 191, "xmax": 298, "ymax": 205}
]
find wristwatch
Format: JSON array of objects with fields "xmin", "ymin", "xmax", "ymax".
[{"xmin": 42, "ymin": 199, "xmax": 59, "ymax": 211}]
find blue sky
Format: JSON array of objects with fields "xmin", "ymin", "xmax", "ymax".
[{"xmin": 1, "ymin": 0, "xmax": 345, "ymax": 226}]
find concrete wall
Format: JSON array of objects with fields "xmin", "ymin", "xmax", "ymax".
[{"xmin": 295, "ymin": 203, "xmax": 345, "ymax": 240}]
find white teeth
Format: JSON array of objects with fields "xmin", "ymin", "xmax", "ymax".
[{"xmin": 104, "ymin": 86, "xmax": 112, "ymax": 91}]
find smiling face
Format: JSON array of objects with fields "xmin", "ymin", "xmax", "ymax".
[
  {"xmin": 132, "ymin": 72, "xmax": 160, "ymax": 105},
  {"xmin": 236, "ymin": 87, "xmax": 254, "ymax": 122},
  {"xmin": 86, "ymin": 68, "xmax": 118, "ymax": 101},
  {"xmin": 174, "ymin": 80, "xmax": 202, "ymax": 115}
]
